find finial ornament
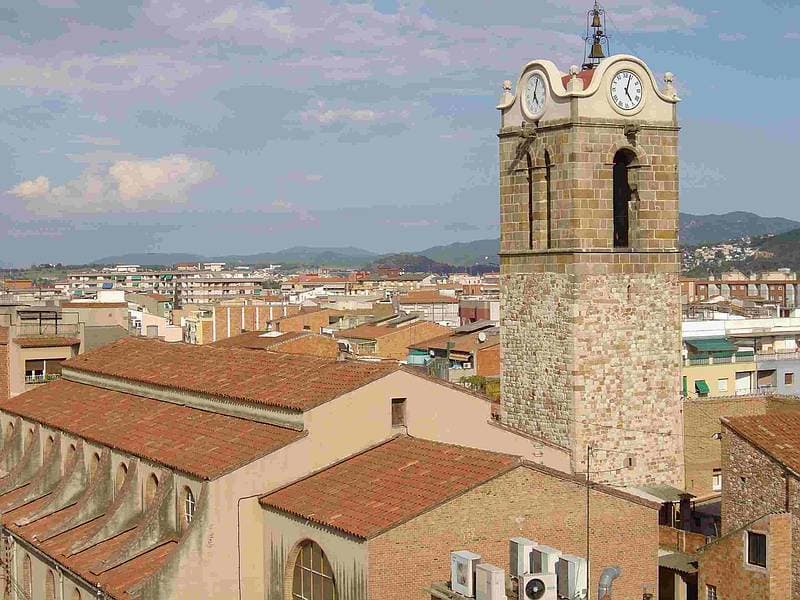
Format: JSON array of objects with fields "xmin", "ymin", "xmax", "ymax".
[
  {"xmin": 662, "ymin": 72, "xmax": 679, "ymax": 100},
  {"xmin": 499, "ymin": 79, "xmax": 514, "ymax": 106},
  {"xmin": 503, "ymin": 80, "xmax": 512, "ymax": 93},
  {"xmin": 569, "ymin": 65, "xmax": 580, "ymax": 77}
]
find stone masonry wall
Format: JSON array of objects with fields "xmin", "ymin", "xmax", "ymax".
[
  {"xmin": 499, "ymin": 120, "xmax": 683, "ymax": 485},
  {"xmin": 0, "ymin": 342, "xmax": 7, "ymax": 401}
]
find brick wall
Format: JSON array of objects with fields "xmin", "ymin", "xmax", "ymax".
[
  {"xmin": 271, "ymin": 309, "xmax": 337, "ymax": 334},
  {"xmin": 698, "ymin": 512, "xmax": 793, "ymax": 600},
  {"xmin": 367, "ymin": 465, "xmax": 658, "ymax": 600},
  {"xmin": 476, "ymin": 344, "xmax": 500, "ymax": 377},
  {"xmin": 499, "ymin": 121, "xmax": 683, "ymax": 486},
  {"xmin": 0, "ymin": 341, "xmax": 7, "ymax": 402},
  {"xmin": 374, "ymin": 322, "xmax": 452, "ymax": 361}
]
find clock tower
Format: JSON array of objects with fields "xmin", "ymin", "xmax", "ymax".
[{"xmin": 497, "ymin": 20, "xmax": 683, "ymax": 485}]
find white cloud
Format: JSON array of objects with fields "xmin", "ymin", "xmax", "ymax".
[
  {"xmin": 719, "ymin": 32, "xmax": 746, "ymax": 42},
  {"xmin": 7, "ymin": 154, "xmax": 214, "ymax": 216},
  {"xmin": 785, "ymin": 32, "xmax": 800, "ymax": 40},
  {"xmin": 299, "ymin": 101, "xmax": 410, "ymax": 126}
]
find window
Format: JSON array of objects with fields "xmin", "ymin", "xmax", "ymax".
[
  {"xmin": 24, "ymin": 359, "xmax": 63, "ymax": 384},
  {"xmin": 115, "ymin": 462, "xmax": 128, "ymax": 494},
  {"xmin": 72, "ymin": 588, "xmax": 82, "ymax": 600},
  {"xmin": 391, "ymin": 398, "xmax": 407, "ymax": 428},
  {"xmin": 747, "ymin": 531, "xmax": 767, "ymax": 568},
  {"xmin": 527, "ymin": 153, "xmax": 534, "ymax": 250},
  {"xmin": 785, "ymin": 372, "xmax": 794, "ymax": 386},
  {"xmin": 5, "ymin": 421, "xmax": 13, "ymax": 442},
  {"xmin": 144, "ymin": 473, "xmax": 159, "ymax": 508},
  {"xmin": 183, "ymin": 487, "xmax": 196, "ymax": 525},
  {"xmin": 89, "ymin": 452, "xmax": 101, "ymax": 482},
  {"xmin": 706, "ymin": 584, "xmax": 717, "ymax": 600},
  {"xmin": 717, "ymin": 378, "xmax": 728, "ymax": 393},
  {"xmin": 612, "ymin": 149, "xmax": 635, "ymax": 248},
  {"xmin": 291, "ymin": 541, "xmax": 337, "ymax": 600},
  {"xmin": 46, "ymin": 569, "xmax": 56, "ymax": 600},
  {"xmin": 22, "ymin": 554, "xmax": 31, "ymax": 598},
  {"xmin": 712, "ymin": 468, "xmax": 722, "ymax": 492}
]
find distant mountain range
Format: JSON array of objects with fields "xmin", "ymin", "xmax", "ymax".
[{"xmin": 92, "ymin": 211, "xmax": 799, "ymax": 271}]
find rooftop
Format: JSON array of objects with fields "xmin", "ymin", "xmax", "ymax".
[
  {"xmin": 63, "ymin": 337, "xmax": 397, "ymax": 412},
  {"xmin": 14, "ymin": 336, "xmax": 81, "ymax": 348},
  {"xmin": 397, "ymin": 292, "xmax": 459, "ymax": 304},
  {"xmin": 410, "ymin": 330, "xmax": 500, "ymax": 354},
  {"xmin": 723, "ymin": 413, "xmax": 800, "ymax": 473},
  {"xmin": 61, "ymin": 302, "xmax": 129, "ymax": 309},
  {"xmin": 260, "ymin": 436, "xmax": 519, "ymax": 539},
  {"xmin": 3, "ymin": 378, "xmax": 304, "ymax": 479}
]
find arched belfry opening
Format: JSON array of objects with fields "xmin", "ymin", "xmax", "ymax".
[
  {"xmin": 613, "ymin": 148, "xmax": 636, "ymax": 248},
  {"xmin": 526, "ymin": 153, "xmax": 534, "ymax": 250},
  {"xmin": 544, "ymin": 150, "xmax": 553, "ymax": 249}
]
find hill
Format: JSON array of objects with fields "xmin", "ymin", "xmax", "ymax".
[
  {"xmin": 679, "ymin": 211, "xmax": 800, "ymax": 246},
  {"xmin": 91, "ymin": 252, "xmax": 204, "ymax": 267},
  {"xmin": 418, "ymin": 238, "xmax": 499, "ymax": 267}
]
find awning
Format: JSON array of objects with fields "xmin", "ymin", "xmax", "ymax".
[
  {"xmin": 695, "ymin": 380, "xmax": 710, "ymax": 395},
  {"xmin": 659, "ymin": 551, "xmax": 698, "ymax": 574},
  {"xmin": 686, "ymin": 338, "xmax": 738, "ymax": 353}
]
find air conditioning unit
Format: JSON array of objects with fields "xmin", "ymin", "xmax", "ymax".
[
  {"xmin": 557, "ymin": 555, "xmax": 588, "ymax": 600},
  {"xmin": 509, "ymin": 537, "xmax": 537, "ymax": 578},
  {"xmin": 531, "ymin": 544, "xmax": 561, "ymax": 575},
  {"xmin": 451, "ymin": 550, "xmax": 481, "ymax": 597},
  {"xmin": 475, "ymin": 563, "xmax": 505, "ymax": 600},
  {"xmin": 518, "ymin": 572, "xmax": 557, "ymax": 600}
]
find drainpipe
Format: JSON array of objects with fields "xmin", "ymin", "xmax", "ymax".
[{"xmin": 597, "ymin": 566, "xmax": 621, "ymax": 600}]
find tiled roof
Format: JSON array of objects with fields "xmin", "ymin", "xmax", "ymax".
[
  {"xmin": 336, "ymin": 324, "xmax": 403, "ymax": 340},
  {"xmin": 260, "ymin": 436, "xmax": 519, "ymax": 539},
  {"xmin": 410, "ymin": 331, "xmax": 500, "ymax": 354},
  {"xmin": 210, "ymin": 330, "xmax": 310, "ymax": 349},
  {"xmin": 146, "ymin": 293, "xmax": 171, "ymax": 301},
  {"xmin": 0, "ymin": 326, "xmax": 7, "ymax": 344},
  {"xmin": 2, "ymin": 378, "xmax": 304, "ymax": 479},
  {"xmin": 63, "ymin": 337, "xmax": 397, "ymax": 411},
  {"xmin": 14, "ymin": 336, "xmax": 81, "ymax": 348},
  {"xmin": 561, "ymin": 68, "xmax": 595, "ymax": 89},
  {"xmin": 723, "ymin": 413, "xmax": 800, "ymax": 473},
  {"xmin": 397, "ymin": 292, "xmax": 459, "ymax": 304}
]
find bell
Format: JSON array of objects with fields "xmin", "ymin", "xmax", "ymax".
[
  {"xmin": 589, "ymin": 40, "xmax": 605, "ymax": 59},
  {"xmin": 591, "ymin": 10, "xmax": 602, "ymax": 28}
]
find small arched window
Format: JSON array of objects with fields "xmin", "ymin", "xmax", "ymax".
[
  {"xmin": 526, "ymin": 152, "xmax": 534, "ymax": 250},
  {"xmin": 22, "ymin": 554, "xmax": 32, "ymax": 598},
  {"xmin": 46, "ymin": 569, "xmax": 56, "ymax": 600},
  {"xmin": 71, "ymin": 587, "xmax": 82, "ymax": 600},
  {"xmin": 613, "ymin": 149, "xmax": 636, "ymax": 248},
  {"xmin": 183, "ymin": 487, "xmax": 196, "ymax": 526},
  {"xmin": 45, "ymin": 435, "xmax": 55, "ymax": 457},
  {"xmin": 291, "ymin": 541, "xmax": 337, "ymax": 600},
  {"xmin": 5, "ymin": 421, "xmax": 14, "ymax": 442},
  {"xmin": 89, "ymin": 452, "xmax": 101, "ymax": 482},
  {"xmin": 115, "ymin": 462, "xmax": 128, "ymax": 494},
  {"xmin": 144, "ymin": 473, "xmax": 159, "ymax": 508}
]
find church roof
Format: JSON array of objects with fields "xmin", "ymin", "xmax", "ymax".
[
  {"xmin": 62, "ymin": 337, "xmax": 398, "ymax": 412},
  {"xmin": 2, "ymin": 378, "xmax": 304, "ymax": 479}
]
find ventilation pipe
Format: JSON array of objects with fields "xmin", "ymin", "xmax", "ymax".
[{"xmin": 597, "ymin": 566, "xmax": 622, "ymax": 599}]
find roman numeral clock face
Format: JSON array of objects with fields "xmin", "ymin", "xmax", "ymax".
[{"xmin": 611, "ymin": 70, "xmax": 643, "ymax": 111}]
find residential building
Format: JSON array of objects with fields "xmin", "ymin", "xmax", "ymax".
[
  {"xmin": 407, "ymin": 323, "xmax": 500, "ymax": 381},
  {"xmin": 125, "ymin": 292, "xmax": 173, "ymax": 319},
  {"xmin": 396, "ymin": 292, "xmax": 460, "ymax": 326},
  {"xmin": 210, "ymin": 330, "xmax": 340, "ymax": 359},
  {"xmin": 267, "ymin": 307, "xmax": 343, "ymax": 335},
  {"xmin": 682, "ymin": 337, "xmax": 757, "ymax": 399},
  {"xmin": 459, "ymin": 298, "xmax": 500, "ymax": 325},
  {"xmin": 60, "ymin": 301, "xmax": 131, "ymax": 352},
  {"xmin": 0, "ymin": 306, "xmax": 84, "ymax": 400},
  {"xmin": 182, "ymin": 302, "xmax": 303, "ymax": 344},
  {"xmin": 683, "ymin": 270, "xmax": 800, "ymax": 310},
  {"xmin": 337, "ymin": 317, "xmax": 451, "ymax": 361},
  {"xmin": 697, "ymin": 413, "xmax": 800, "ymax": 599}
]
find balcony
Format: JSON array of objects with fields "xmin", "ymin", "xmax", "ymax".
[
  {"xmin": 684, "ymin": 352, "xmax": 755, "ymax": 366},
  {"xmin": 24, "ymin": 374, "xmax": 61, "ymax": 385},
  {"xmin": 755, "ymin": 351, "xmax": 800, "ymax": 362},
  {"xmin": 16, "ymin": 322, "xmax": 80, "ymax": 338}
]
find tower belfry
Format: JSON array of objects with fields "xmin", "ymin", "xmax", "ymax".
[
  {"xmin": 583, "ymin": 1, "xmax": 609, "ymax": 69},
  {"xmin": 497, "ymin": 5, "xmax": 683, "ymax": 485}
]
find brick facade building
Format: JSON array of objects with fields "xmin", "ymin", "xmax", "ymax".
[{"xmin": 498, "ymin": 55, "xmax": 683, "ymax": 485}]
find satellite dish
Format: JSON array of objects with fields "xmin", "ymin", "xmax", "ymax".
[{"xmin": 477, "ymin": 331, "xmax": 487, "ymax": 343}]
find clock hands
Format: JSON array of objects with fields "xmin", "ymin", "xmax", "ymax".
[{"xmin": 625, "ymin": 74, "xmax": 632, "ymax": 102}]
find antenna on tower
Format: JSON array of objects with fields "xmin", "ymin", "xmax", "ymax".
[{"xmin": 582, "ymin": 1, "xmax": 610, "ymax": 70}]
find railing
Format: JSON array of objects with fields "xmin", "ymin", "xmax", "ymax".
[
  {"xmin": 24, "ymin": 374, "xmax": 60, "ymax": 385},
  {"xmin": 684, "ymin": 352, "xmax": 755, "ymax": 367},
  {"xmin": 16, "ymin": 322, "xmax": 80, "ymax": 337},
  {"xmin": 755, "ymin": 351, "xmax": 800, "ymax": 362}
]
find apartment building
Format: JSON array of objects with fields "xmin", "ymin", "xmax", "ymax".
[
  {"xmin": 0, "ymin": 306, "xmax": 84, "ymax": 400},
  {"xmin": 396, "ymin": 291, "xmax": 460, "ymax": 327},
  {"xmin": 181, "ymin": 302, "xmax": 302, "ymax": 345},
  {"xmin": 697, "ymin": 413, "xmax": 800, "ymax": 599},
  {"xmin": 407, "ymin": 322, "xmax": 500, "ymax": 381},
  {"xmin": 682, "ymin": 270, "xmax": 800, "ymax": 310},
  {"xmin": 337, "ymin": 316, "xmax": 451, "ymax": 361}
]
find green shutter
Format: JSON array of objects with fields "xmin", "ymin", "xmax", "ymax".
[
  {"xmin": 695, "ymin": 380, "xmax": 710, "ymax": 395},
  {"xmin": 682, "ymin": 376, "xmax": 688, "ymax": 396}
]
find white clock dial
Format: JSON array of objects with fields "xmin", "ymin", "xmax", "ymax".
[
  {"xmin": 610, "ymin": 70, "xmax": 643, "ymax": 111},
  {"xmin": 524, "ymin": 73, "xmax": 546, "ymax": 118}
]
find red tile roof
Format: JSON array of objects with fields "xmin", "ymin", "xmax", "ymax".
[
  {"xmin": 210, "ymin": 330, "xmax": 311, "ymax": 349},
  {"xmin": 14, "ymin": 336, "xmax": 81, "ymax": 348},
  {"xmin": 63, "ymin": 337, "xmax": 397, "ymax": 412},
  {"xmin": 410, "ymin": 331, "xmax": 500, "ymax": 354},
  {"xmin": 260, "ymin": 436, "xmax": 520, "ymax": 539},
  {"xmin": 146, "ymin": 293, "xmax": 171, "ymax": 302},
  {"xmin": 3, "ymin": 378, "xmax": 304, "ymax": 479},
  {"xmin": 0, "ymin": 326, "xmax": 7, "ymax": 344},
  {"xmin": 723, "ymin": 413, "xmax": 800, "ymax": 473},
  {"xmin": 561, "ymin": 68, "xmax": 596, "ymax": 89}
]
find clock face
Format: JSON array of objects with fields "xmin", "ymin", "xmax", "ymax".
[
  {"xmin": 610, "ymin": 70, "xmax": 643, "ymax": 111},
  {"xmin": 524, "ymin": 73, "xmax": 546, "ymax": 118}
]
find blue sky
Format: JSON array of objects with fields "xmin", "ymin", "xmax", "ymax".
[{"xmin": 0, "ymin": 0, "xmax": 799, "ymax": 266}]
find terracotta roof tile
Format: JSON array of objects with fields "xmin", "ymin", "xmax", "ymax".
[
  {"xmin": 0, "ymin": 326, "xmax": 7, "ymax": 344},
  {"xmin": 62, "ymin": 337, "xmax": 396, "ymax": 411},
  {"xmin": 14, "ymin": 336, "xmax": 81, "ymax": 348},
  {"xmin": 260, "ymin": 436, "xmax": 519, "ymax": 539},
  {"xmin": 723, "ymin": 413, "xmax": 800, "ymax": 473},
  {"xmin": 3, "ymin": 378, "xmax": 303, "ymax": 479},
  {"xmin": 210, "ymin": 330, "xmax": 310, "ymax": 349}
]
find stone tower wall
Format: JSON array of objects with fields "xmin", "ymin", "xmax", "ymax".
[{"xmin": 499, "ymin": 120, "xmax": 683, "ymax": 486}]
